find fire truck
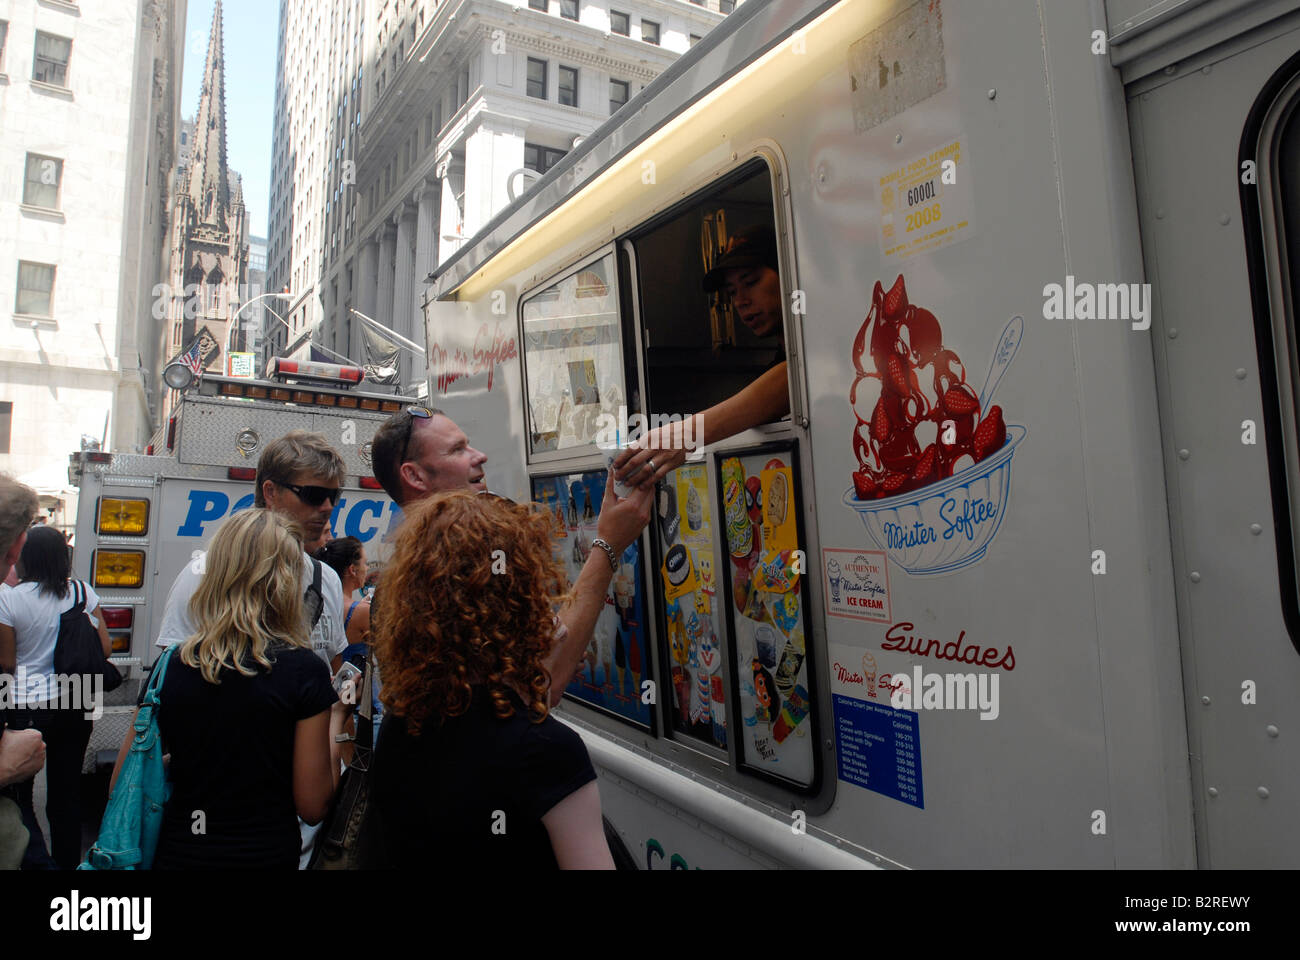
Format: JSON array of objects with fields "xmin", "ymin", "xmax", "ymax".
[{"xmin": 68, "ymin": 359, "xmax": 414, "ymax": 762}]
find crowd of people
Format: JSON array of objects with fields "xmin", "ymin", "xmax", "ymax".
[
  {"xmin": 0, "ymin": 403, "xmax": 654, "ymax": 870},
  {"xmin": 0, "ymin": 231, "xmax": 786, "ymax": 870}
]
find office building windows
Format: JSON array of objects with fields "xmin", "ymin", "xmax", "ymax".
[
  {"xmin": 641, "ymin": 20, "xmax": 659, "ymax": 45},
  {"xmin": 15, "ymin": 261, "xmax": 56, "ymax": 317},
  {"xmin": 23, "ymin": 154, "xmax": 63, "ymax": 209},
  {"xmin": 524, "ymin": 143, "xmax": 566, "ymax": 175},
  {"xmin": 33, "ymin": 32, "xmax": 72, "ymax": 87},
  {"xmin": 527, "ymin": 57, "xmax": 547, "ymax": 99},
  {"xmin": 609, "ymin": 79, "xmax": 629, "ymax": 114},
  {"xmin": 559, "ymin": 66, "xmax": 577, "ymax": 107},
  {"xmin": 610, "ymin": 10, "xmax": 630, "ymax": 36}
]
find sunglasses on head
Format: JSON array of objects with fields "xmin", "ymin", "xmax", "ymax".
[
  {"xmin": 276, "ymin": 481, "xmax": 342, "ymax": 507},
  {"xmin": 399, "ymin": 405, "xmax": 434, "ymax": 465}
]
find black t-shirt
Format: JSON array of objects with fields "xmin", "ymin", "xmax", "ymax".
[
  {"xmin": 359, "ymin": 687, "xmax": 596, "ymax": 869},
  {"xmin": 148, "ymin": 645, "xmax": 337, "ymax": 869}
]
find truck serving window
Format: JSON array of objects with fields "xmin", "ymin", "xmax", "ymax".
[
  {"xmin": 633, "ymin": 159, "xmax": 788, "ymax": 421},
  {"xmin": 623, "ymin": 158, "xmax": 817, "ymax": 786},
  {"xmin": 520, "ymin": 251, "xmax": 626, "ymax": 457}
]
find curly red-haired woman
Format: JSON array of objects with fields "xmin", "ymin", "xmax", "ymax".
[{"xmin": 358, "ymin": 491, "xmax": 614, "ymax": 869}]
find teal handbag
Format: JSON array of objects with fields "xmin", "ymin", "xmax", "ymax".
[{"xmin": 79, "ymin": 645, "xmax": 176, "ymax": 870}]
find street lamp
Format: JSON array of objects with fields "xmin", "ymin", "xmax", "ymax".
[{"xmin": 226, "ymin": 291, "xmax": 297, "ymax": 356}]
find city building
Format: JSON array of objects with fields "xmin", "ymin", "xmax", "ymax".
[
  {"xmin": 266, "ymin": 0, "xmax": 739, "ymax": 389},
  {"xmin": 158, "ymin": 0, "xmax": 250, "ymax": 423},
  {"xmin": 0, "ymin": 0, "xmax": 187, "ymax": 529},
  {"xmin": 265, "ymin": 0, "xmax": 369, "ymax": 370}
]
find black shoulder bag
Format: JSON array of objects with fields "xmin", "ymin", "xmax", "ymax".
[
  {"xmin": 310, "ymin": 586, "xmax": 375, "ymax": 869},
  {"xmin": 52, "ymin": 581, "xmax": 123, "ymax": 695}
]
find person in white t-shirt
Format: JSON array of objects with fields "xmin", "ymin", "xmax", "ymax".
[
  {"xmin": 153, "ymin": 430, "xmax": 349, "ymax": 867},
  {"xmin": 0, "ymin": 524, "xmax": 111, "ymax": 869},
  {"xmin": 155, "ymin": 430, "xmax": 348, "ymax": 672}
]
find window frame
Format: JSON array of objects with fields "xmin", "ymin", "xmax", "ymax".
[
  {"xmin": 609, "ymin": 78, "xmax": 629, "ymax": 115},
  {"xmin": 526, "ymin": 57, "xmax": 547, "ymax": 100},
  {"xmin": 15, "ymin": 260, "xmax": 57, "ymax": 318},
  {"xmin": 610, "ymin": 10, "xmax": 630, "ymax": 36},
  {"xmin": 523, "ymin": 142, "xmax": 567, "ymax": 176},
  {"xmin": 1239, "ymin": 51, "xmax": 1300, "ymax": 657},
  {"xmin": 32, "ymin": 30, "xmax": 72, "ymax": 88},
  {"xmin": 528, "ymin": 0, "xmax": 547, "ymax": 10},
  {"xmin": 641, "ymin": 19, "xmax": 660, "ymax": 45},
  {"xmin": 0, "ymin": 401, "xmax": 12, "ymax": 456},
  {"xmin": 518, "ymin": 244, "xmax": 627, "ymax": 466},
  {"xmin": 0, "ymin": 20, "xmax": 9, "ymax": 72},
  {"xmin": 560, "ymin": 0, "xmax": 579, "ymax": 21},
  {"xmin": 558, "ymin": 65, "xmax": 578, "ymax": 107},
  {"xmin": 22, "ymin": 153, "xmax": 64, "ymax": 210}
]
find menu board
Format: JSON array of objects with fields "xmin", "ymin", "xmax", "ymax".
[
  {"xmin": 717, "ymin": 445, "xmax": 815, "ymax": 786},
  {"xmin": 533, "ymin": 470, "xmax": 652, "ymax": 730},
  {"xmin": 655, "ymin": 462, "xmax": 729, "ymax": 750}
]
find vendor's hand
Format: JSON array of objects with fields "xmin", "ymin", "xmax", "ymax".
[
  {"xmin": 613, "ymin": 422, "xmax": 697, "ymax": 490},
  {"xmin": 0, "ymin": 728, "xmax": 46, "ymax": 787},
  {"xmin": 595, "ymin": 468, "xmax": 654, "ymax": 554}
]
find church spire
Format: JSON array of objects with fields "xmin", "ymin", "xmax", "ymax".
[{"xmin": 188, "ymin": 0, "xmax": 230, "ymax": 231}]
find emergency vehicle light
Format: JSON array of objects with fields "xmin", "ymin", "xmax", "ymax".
[
  {"xmin": 228, "ymin": 467, "xmax": 257, "ymax": 481},
  {"xmin": 266, "ymin": 358, "xmax": 365, "ymax": 387},
  {"xmin": 293, "ymin": 391, "xmax": 315, "ymax": 404},
  {"xmin": 100, "ymin": 607, "xmax": 133, "ymax": 629},
  {"xmin": 96, "ymin": 498, "xmax": 149, "ymax": 536},
  {"xmin": 220, "ymin": 382, "xmax": 245, "ymax": 397},
  {"xmin": 336, "ymin": 396, "xmax": 359, "ymax": 409},
  {"xmin": 100, "ymin": 606, "xmax": 134, "ymax": 655},
  {"xmin": 91, "ymin": 550, "xmax": 145, "ymax": 589},
  {"xmin": 270, "ymin": 388, "xmax": 292, "ymax": 402},
  {"xmin": 359, "ymin": 477, "xmax": 383, "ymax": 490},
  {"xmin": 315, "ymin": 392, "xmax": 337, "ymax": 406},
  {"xmin": 245, "ymin": 385, "xmax": 269, "ymax": 399}
]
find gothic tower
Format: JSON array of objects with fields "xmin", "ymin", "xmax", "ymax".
[{"xmin": 159, "ymin": 0, "xmax": 249, "ymax": 424}]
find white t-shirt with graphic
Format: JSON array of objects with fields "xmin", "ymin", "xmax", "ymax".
[
  {"xmin": 0, "ymin": 580, "xmax": 101, "ymax": 705},
  {"xmin": 155, "ymin": 553, "xmax": 346, "ymax": 668}
]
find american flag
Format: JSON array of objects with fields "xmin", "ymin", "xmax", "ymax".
[{"xmin": 180, "ymin": 338, "xmax": 203, "ymax": 376}]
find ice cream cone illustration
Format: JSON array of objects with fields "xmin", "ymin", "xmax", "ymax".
[{"xmin": 862, "ymin": 650, "xmax": 878, "ymax": 699}]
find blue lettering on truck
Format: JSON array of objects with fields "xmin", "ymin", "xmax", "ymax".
[{"xmin": 176, "ymin": 489, "xmax": 400, "ymax": 543}]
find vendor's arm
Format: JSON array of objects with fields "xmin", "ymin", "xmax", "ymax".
[{"xmin": 615, "ymin": 361, "xmax": 789, "ymax": 489}]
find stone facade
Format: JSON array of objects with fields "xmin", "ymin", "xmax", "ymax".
[
  {"xmin": 0, "ymin": 0, "xmax": 186, "ymax": 525},
  {"xmin": 266, "ymin": 0, "xmax": 737, "ymax": 391}
]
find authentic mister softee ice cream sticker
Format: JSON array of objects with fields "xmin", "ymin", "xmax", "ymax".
[{"xmin": 843, "ymin": 274, "xmax": 1026, "ymax": 576}]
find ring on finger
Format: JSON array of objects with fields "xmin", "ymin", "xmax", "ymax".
[{"xmin": 648, "ymin": 459, "xmax": 656, "ymax": 473}]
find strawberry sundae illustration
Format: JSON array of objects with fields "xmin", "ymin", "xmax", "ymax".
[{"xmin": 844, "ymin": 276, "xmax": 1026, "ymax": 575}]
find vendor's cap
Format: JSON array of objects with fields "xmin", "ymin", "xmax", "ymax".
[{"xmin": 702, "ymin": 225, "xmax": 779, "ymax": 292}]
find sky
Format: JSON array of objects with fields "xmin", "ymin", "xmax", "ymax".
[{"xmin": 181, "ymin": 0, "xmax": 278, "ymax": 239}]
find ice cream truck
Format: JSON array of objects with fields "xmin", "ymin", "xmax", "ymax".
[
  {"xmin": 420, "ymin": 0, "xmax": 1300, "ymax": 867},
  {"xmin": 68, "ymin": 360, "xmax": 412, "ymax": 764}
]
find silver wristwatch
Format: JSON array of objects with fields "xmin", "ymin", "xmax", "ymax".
[{"xmin": 589, "ymin": 537, "xmax": 619, "ymax": 572}]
